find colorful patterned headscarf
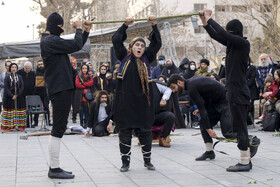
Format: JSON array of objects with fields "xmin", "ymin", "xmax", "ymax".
[{"xmin": 128, "ymin": 37, "xmax": 150, "ymax": 106}]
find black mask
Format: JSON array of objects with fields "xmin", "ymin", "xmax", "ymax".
[
  {"xmin": 46, "ymin": 12, "xmax": 64, "ymax": 36},
  {"xmin": 226, "ymin": 19, "xmax": 243, "ymax": 37},
  {"xmin": 167, "ymin": 64, "xmax": 172, "ymax": 69}
]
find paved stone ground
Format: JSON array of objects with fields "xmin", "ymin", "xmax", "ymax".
[{"xmin": 0, "ymin": 121, "xmax": 279, "ymax": 187}]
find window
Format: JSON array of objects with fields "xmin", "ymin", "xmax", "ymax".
[
  {"xmin": 232, "ymin": 5, "xmax": 247, "ymax": 13},
  {"xmin": 194, "ymin": 4, "xmax": 206, "ymax": 11},
  {"xmin": 215, "ymin": 5, "xmax": 230, "ymax": 12},
  {"xmin": 194, "ymin": 25, "xmax": 205, "ymax": 34}
]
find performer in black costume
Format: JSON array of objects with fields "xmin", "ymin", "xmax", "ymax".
[
  {"xmin": 40, "ymin": 12, "xmax": 92, "ymax": 179},
  {"xmin": 200, "ymin": 8, "xmax": 252, "ymax": 171},
  {"xmin": 112, "ymin": 16, "xmax": 161, "ymax": 172}
]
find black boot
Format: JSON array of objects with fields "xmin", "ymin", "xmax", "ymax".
[
  {"xmin": 249, "ymin": 135, "xmax": 260, "ymax": 158},
  {"xmin": 226, "ymin": 162, "xmax": 252, "ymax": 172},
  {"xmin": 144, "ymin": 158, "xmax": 155, "ymax": 170},
  {"xmin": 195, "ymin": 151, "xmax": 215, "ymax": 161},
  {"xmin": 48, "ymin": 168, "xmax": 75, "ymax": 179},
  {"xmin": 120, "ymin": 156, "xmax": 130, "ymax": 172}
]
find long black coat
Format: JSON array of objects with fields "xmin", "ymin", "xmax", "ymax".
[
  {"xmin": 16, "ymin": 69, "xmax": 35, "ymax": 97},
  {"xmin": 205, "ymin": 19, "xmax": 250, "ymax": 105},
  {"xmin": 246, "ymin": 65, "xmax": 259, "ymax": 101},
  {"xmin": 40, "ymin": 29, "xmax": 89, "ymax": 96},
  {"xmin": 112, "ymin": 24, "xmax": 162, "ymax": 129}
]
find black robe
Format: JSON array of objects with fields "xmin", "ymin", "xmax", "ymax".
[{"xmin": 112, "ymin": 24, "xmax": 162, "ymax": 129}]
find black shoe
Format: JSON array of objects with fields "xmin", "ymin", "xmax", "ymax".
[
  {"xmin": 48, "ymin": 122, "xmax": 53, "ymax": 126},
  {"xmin": 31, "ymin": 124, "xmax": 37, "ymax": 128},
  {"xmin": 249, "ymin": 136, "xmax": 260, "ymax": 158},
  {"xmin": 195, "ymin": 151, "xmax": 215, "ymax": 161},
  {"xmin": 48, "ymin": 168, "xmax": 75, "ymax": 179},
  {"xmin": 226, "ymin": 162, "xmax": 252, "ymax": 172},
  {"xmin": 120, "ymin": 157, "xmax": 130, "ymax": 172},
  {"xmin": 144, "ymin": 162, "xmax": 155, "ymax": 170}
]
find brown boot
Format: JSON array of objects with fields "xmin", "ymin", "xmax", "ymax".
[{"xmin": 159, "ymin": 137, "xmax": 170, "ymax": 147}]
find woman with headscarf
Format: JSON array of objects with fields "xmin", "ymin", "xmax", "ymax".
[
  {"xmin": 183, "ymin": 61, "xmax": 197, "ymax": 80},
  {"xmin": 112, "ymin": 16, "xmax": 161, "ymax": 172},
  {"xmin": 161, "ymin": 59, "xmax": 180, "ymax": 79},
  {"xmin": 1, "ymin": 63, "xmax": 26, "ymax": 131},
  {"xmin": 75, "ymin": 64, "xmax": 93, "ymax": 128},
  {"xmin": 93, "ymin": 64, "xmax": 113, "ymax": 97}
]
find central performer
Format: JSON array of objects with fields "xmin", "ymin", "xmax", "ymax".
[{"xmin": 112, "ymin": 16, "xmax": 161, "ymax": 172}]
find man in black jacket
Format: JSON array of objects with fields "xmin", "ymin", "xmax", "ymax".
[
  {"xmin": 17, "ymin": 61, "xmax": 36, "ymax": 127},
  {"xmin": 200, "ymin": 8, "xmax": 252, "ymax": 172},
  {"xmin": 85, "ymin": 90, "xmax": 112, "ymax": 137},
  {"xmin": 168, "ymin": 75, "xmax": 237, "ymax": 157},
  {"xmin": 33, "ymin": 60, "xmax": 51, "ymax": 127},
  {"xmin": 40, "ymin": 12, "xmax": 92, "ymax": 179}
]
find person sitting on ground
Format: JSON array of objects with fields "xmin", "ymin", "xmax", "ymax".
[
  {"xmin": 152, "ymin": 77, "xmax": 174, "ymax": 147},
  {"xmin": 161, "ymin": 59, "xmax": 180, "ymax": 79},
  {"xmin": 258, "ymin": 74, "xmax": 278, "ymax": 120},
  {"xmin": 85, "ymin": 90, "xmax": 113, "ymax": 137},
  {"xmin": 195, "ymin": 59, "xmax": 214, "ymax": 77},
  {"xmin": 75, "ymin": 64, "xmax": 93, "ymax": 128}
]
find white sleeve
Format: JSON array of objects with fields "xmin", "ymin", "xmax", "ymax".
[{"xmin": 156, "ymin": 83, "xmax": 172, "ymax": 101}]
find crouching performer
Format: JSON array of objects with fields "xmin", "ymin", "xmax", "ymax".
[
  {"xmin": 167, "ymin": 75, "xmax": 260, "ymax": 168},
  {"xmin": 112, "ymin": 16, "xmax": 162, "ymax": 172}
]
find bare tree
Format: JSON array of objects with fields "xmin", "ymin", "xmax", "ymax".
[{"xmin": 31, "ymin": 0, "xmax": 96, "ymax": 35}]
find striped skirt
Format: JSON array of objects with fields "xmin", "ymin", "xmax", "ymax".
[{"xmin": 1, "ymin": 96, "xmax": 26, "ymax": 131}]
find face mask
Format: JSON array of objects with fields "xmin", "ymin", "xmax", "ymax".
[
  {"xmin": 100, "ymin": 101, "xmax": 107, "ymax": 107},
  {"xmin": 190, "ymin": 65, "xmax": 196, "ymax": 70},
  {"xmin": 167, "ymin": 64, "xmax": 172, "ymax": 69},
  {"xmin": 221, "ymin": 61, "xmax": 225, "ymax": 66},
  {"xmin": 159, "ymin": 60, "xmax": 165, "ymax": 65}
]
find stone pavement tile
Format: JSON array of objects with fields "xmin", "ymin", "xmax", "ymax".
[
  {"xmin": 16, "ymin": 176, "xmax": 52, "ymax": 183},
  {"xmin": 218, "ymin": 179, "xmax": 270, "ymax": 187},
  {"xmin": 96, "ymin": 183, "xmax": 137, "ymax": 187},
  {"xmin": 89, "ymin": 173, "xmax": 129, "ymax": 184},
  {"xmin": 16, "ymin": 181, "xmax": 55, "ymax": 187},
  {"xmin": 165, "ymin": 173, "xmax": 219, "ymax": 186},
  {"xmin": 124, "ymin": 171, "xmax": 164, "ymax": 180},
  {"xmin": 132, "ymin": 177, "xmax": 177, "ymax": 186},
  {"xmin": 0, "ymin": 181, "xmax": 15, "ymax": 187},
  {"xmin": 54, "ymin": 181, "xmax": 97, "ymax": 187}
]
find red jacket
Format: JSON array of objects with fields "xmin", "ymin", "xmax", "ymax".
[
  {"xmin": 265, "ymin": 80, "xmax": 279, "ymax": 99},
  {"xmin": 75, "ymin": 74, "xmax": 93, "ymax": 102}
]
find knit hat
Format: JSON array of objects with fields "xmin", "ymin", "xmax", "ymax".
[
  {"xmin": 200, "ymin": 59, "xmax": 209, "ymax": 66},
  {"xmin": 226, "ymin": 19, "xmax": 243, "ymax": 37},
  {"xmin": 158, "ymin": 55, "xmax": 165, "ymax": 60},
  {"xmin": 46, "ymin": 12, "xmax": 64, "ymax": 36},
  {"xmin": 265, "ymin": 74, "xmax": 273, "ymax": 83}
]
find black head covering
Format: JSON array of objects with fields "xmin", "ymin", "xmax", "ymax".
[
  {"xmin": 9, "ymin": 63, "xmax": 18, "ymax": 73},
  {"xmin": 46, "ymin": 12, "xmax": 64, "ymax": 36},
  {"xmin": 226, "ymin": 19, "xmax": 243, "ymax": 37},
  {"xmin": 99, "ymin": 65, "xmax": 107, "ymax": 79}
]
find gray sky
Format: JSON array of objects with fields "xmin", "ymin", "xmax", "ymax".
[{"xmin": 0, "ymin": 0, "xmax": 43, "ymax": 43}]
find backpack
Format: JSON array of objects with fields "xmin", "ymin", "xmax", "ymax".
[{"xmin": 262, "ymin": 110, "xmax": 280, "ymax": 131}]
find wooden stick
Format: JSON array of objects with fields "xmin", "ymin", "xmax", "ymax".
[{"xmin": 90, "ymin": 12, "xmax": 199, "ymax": 24}]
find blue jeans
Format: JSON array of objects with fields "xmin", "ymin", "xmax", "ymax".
[{"xmin": 79, "ymin": 103, "xmax": 89, "ymax": 124}]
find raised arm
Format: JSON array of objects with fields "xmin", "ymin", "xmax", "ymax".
[
  {"xmin": 112, "ymin": 18, "xmax": 134, "ymax": 61},
  {"xmin": 199, "ymin": 10, "xmax": 227, "ymax": 46},
  {"xmin": 207, "ymin": 18, "xmax": 248, "ymax": 47},
  {"xmin": 145, "ymin": 16, "xmax": 162, "ymax": 63}
]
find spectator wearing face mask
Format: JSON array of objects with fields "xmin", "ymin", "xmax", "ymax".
[
  {"xmin": 161, "ymin": 59, "xmax": 180, "ymax": 79},
  {"xmin": 183, "ymin": 61, "xmax": 197, "ymax": 80},
  {"xmin": 179, "ymin": 58, "xmax": 190, "ymax": 75},
  {"xmin": 152, "ymin": 55, "xmax": 166, "ymax": 79},
  {"xmin": 218, "ymin": 57, "xmax": 226, "ymax": 79}
]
